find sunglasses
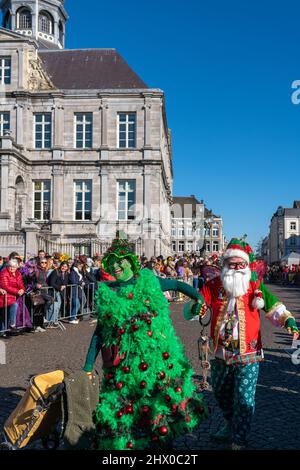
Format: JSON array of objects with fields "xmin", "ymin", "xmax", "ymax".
[{"xmin": 227, "ymin": 262, "xmax": 247, "ymax": 269}]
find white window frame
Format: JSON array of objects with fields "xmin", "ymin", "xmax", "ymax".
[
  {"xmin": 34, "ymin": 113, "xmax": 52, "ymax": 149},
  {"xmin": 187, "ymin": 226, "xmax": 193, "ymax": 237},
  {"xmin": 178, "ymin": 241, "xmax": 185, "ymax": 252},
  {"xmin": 0, "ymin": 57, "xmax": 11, "ymax": 85},
  {"xmin": 171, "ymin": 226, "xmax": 176, "ymax": 237},
  {"xmin": 74, "ymin": 113, "xmax": 93, "ymax": 149},
  {"xmin": 116, "ymin": 180, "xmax": 136, "ymax": 221},
  {"xmin": 117, "ymin": 113, "xmax": 136, "ymax": 148},
  {"xmin": 212, "ymin": 227, "xmax": 219, "ymax": 237},
  {"xmin": 213, "ymin": 241, "xmax": 219, "ymax": 252},
  {"xmin": 187, "ymin": 240, "xmax": 193, "ymax": 252},
  {"xmin": 172, "ymin": 241, "xmax": 176, "ymax": 252},
  {"xmin": 290, "ymin": 222, "xmax": 296, "ymax": 231},
  {"xmin": 0, "ymin": 112, "xmax": 10, "ymax": 135},
  {"xmin": 178, "ymin": 225, "xmax": 185, "ymax": 237},
  {"xmin": 39, "ymin": 12, "xmax": 53, "ymax": 34},
  {"xmin": 33, "ymin": 180, "xmax": 51, "ymax": 221},
  {"xmin": 17, "ymin": 8, "xmax": 32, "ymax": 29},
  {"xmin": 74, "ymin": 180, "xmax": 92, "ymax": 221}
]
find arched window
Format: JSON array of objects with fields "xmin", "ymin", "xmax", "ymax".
[
  {"xmin": 39, "ymin": 11, "xmax": 54, "ymax": 35},
  {"xmin": 17, "ymin": 7, "xmax": 32, "ymax": 30},
  {"xmin": 3, "ymin": 10, "xmax": 11, "ymax": 29},
  {"xmin": 58, "ymin": 21, "xmax": 64, "ymax": 45}
]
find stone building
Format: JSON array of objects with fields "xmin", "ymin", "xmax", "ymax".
[
  {"xmin": 0, "ymin": 0, "xmax": 173, "ymax": 258},
  {"xmin": 171, "ymin": 195, "xmax": 224, "ymax": 256},
  {"xmin": 267, "ymin": 201, "xmax": 300, "ymax": 264}
]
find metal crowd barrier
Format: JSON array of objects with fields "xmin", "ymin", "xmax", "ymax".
[{"xmin": 0, "ymin": 282, "xmax": 97, "ymax": 336}]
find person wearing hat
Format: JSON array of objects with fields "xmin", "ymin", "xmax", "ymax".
[
  {"xmin": 83, "ymin": 231, "xmax": 207, "ymax": 450},
  {"xmin": 193, "ymin": 238, "xmax": 299, "ymax": 450}
]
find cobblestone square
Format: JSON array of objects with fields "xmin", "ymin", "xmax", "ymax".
[{"xmin": 0, "ymin": 283, "xmax": 299, "ymax": 450}]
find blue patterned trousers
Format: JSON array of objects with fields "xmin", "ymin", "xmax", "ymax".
[{"xmin": 211, "ymin": 359, "xmax": 260, "ymax": 446}]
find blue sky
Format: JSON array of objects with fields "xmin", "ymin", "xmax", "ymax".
[{"xmin": 38, "ymin": 1, "xmax": 300, "ymax": 248}]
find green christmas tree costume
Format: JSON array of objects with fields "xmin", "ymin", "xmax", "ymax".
[{"xmin": 84, "ymin": 247, "xmax": 208, "ymax": 450}]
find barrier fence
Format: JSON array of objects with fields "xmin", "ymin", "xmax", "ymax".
[
  {"xmin": 0, "ymin": 283, "xmax": 97, "ymax": 335},
  {"xmin": 0, "ymin": 276, "xmax": 194, "ymax": 336}
]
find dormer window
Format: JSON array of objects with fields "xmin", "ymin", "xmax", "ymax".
[
  {"xmin": 39, "ymin": 11, "xmax": 54, "ymax": 35},
  {"xmin": 17, "ymin": 7, "xmax": 32, "ymax": 30}
]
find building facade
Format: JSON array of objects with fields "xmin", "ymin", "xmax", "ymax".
[
  {"xmin": 0, "ymin": 0, "xmax": 173, "ymax": 258},
  {"xmin": 267, "ymin": 201, "xmax": 300, "ymax": 264},
  {"xmin": 171, "ymin": 196, "xmax": 225, "ymax": 256}
]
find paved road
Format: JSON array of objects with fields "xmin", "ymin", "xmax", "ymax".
[{"xmin": 0, "ymin": 283, "xmax": 299, "ymax": 450}]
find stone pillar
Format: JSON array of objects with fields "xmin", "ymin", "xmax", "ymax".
[
  {"xmin": 53, "ymin": 102, "xmax": 64, "ymax": 147},
  {"xmin": 99, "ymin": 100, "xmax": 109, "ymax": 160},
  {"xmin": 0, "ymin": 155, "xmax": 9, "ymax": 214},
  {"xmin": 52, "ymin": 165, "xmax": 64, "ymax": 221},
  {"xmin": 15, "ymin": 104, "xmax": 24, "ymax": 146},
  {"xmin": 24, "ymin": 228, "xmax": 39, "ymax": 259},
  {"xmin": 143, "ymin": 99, "xmax": 152, "ymax": 148},
  {"xmin": 17, "ymin": 49, "xmax": 24, "ymax": 89}
]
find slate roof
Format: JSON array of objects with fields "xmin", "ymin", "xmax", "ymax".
[{"xmin": 39, "ymin": 48, "xmax": 148, "ymax": 90}]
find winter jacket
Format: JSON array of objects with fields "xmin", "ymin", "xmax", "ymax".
[
  {"xmin": 47, "ymin": 269, "xmax": 70, "ymax": 294},
  {"xmin": 0, "ymin": 267, "xmax": 25, "ymax": 308},
  {"xmin": 69, "ymin": 268, "xmax": 83, "ymax": 300}
]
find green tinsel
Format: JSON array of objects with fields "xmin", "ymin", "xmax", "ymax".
[{"xmin": 94, "ymin": 269, "xmax": 208, "ymax": 450}]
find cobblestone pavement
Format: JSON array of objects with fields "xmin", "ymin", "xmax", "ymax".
[{"xmin": 0, "ymin": 283, "xmax": 299, "ymax": 450}]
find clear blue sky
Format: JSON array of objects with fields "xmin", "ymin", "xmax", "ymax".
[{"xmin": 25, "ymin": 1, "xmax": 300, "ymax": 248}]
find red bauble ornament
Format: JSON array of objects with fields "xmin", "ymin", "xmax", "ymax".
[
  {"xmin": 139, "ymin": 362, "xmax": 148, "ymax": 372},
  {"xmin": 168, "ymin": 364, "xmax": 174, "ymax": 370},
  {"xmin": 158, "ymin": 426, "xmax": 169, "ymax": 436},
  {"xmin": 140, "ymin": 381, "xmax": 147, "ymax": 389},
  {"xmin": 175, "ymin": 387, "xmax": 182, "ymax": 393},
  {"xmin": 116, "ymin": 411, "xmax": 123, "ymax": 419},
  {"xmin": 115, "ymin": 382, "xmax": 123, "ymax": 390},
  {"xmin": 158, "ymin": 371, "xmax": 166, "ymax": 380},
  {"xmin": 147, "ymin": 331, "xmax": 153, "ymax": 337},
  {"xmin": 122, "ymin": 366, "xmax": 130, "ymax": 373},
  {"xmin": 165, "ymin": 395, "xmax": 171, "ymax": 402},
  {"xmin": 131, "ymin": 324, "xmax": 139, "ymax": 332},
  {"xmin": 128, "ymin": 293, "xmax": 133, "ymax": 299},
  {"xmin": 199, "ymin": 406, "xmax": 205, "ymax": 414},
  {"xmin": 145, "ymin": 299, "xmax": 150, "ymax": 304},
  {"xmin": 152, "ymin": 436, "xmax": 159, "ymax": 442},
  {"xmin": 185, "ymin": 416, "xmax": 191, "ymax": 423},
  {"xmin": 126, "ymin": 441, "xmax": 133, "ymax": 449},
  {"xmin": 146, "ymin": 319, "xmax": 152, "ymax": 325},
  {"xmin": 105, "ymin": 373, "xmax": 114, "ymax": 380},
  {"xmin": 141, "ymin": 405, "xmax": 150, "ymax": 415},
  {"xmin": 126, "ymin": 405, "xmax": 134, "ymax": 414},
  {"xmin": 162, "ymin": 352, "xmax": 170, "ymax": 360},
  {"xmin": 118, "ymin": 328, "xmax": 125, "ymax": 336},
  {"xmin": 131, "ymin": 318, "xmax": 136, "ymax": 323}
]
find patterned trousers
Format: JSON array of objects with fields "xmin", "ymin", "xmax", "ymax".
[{"xmin": 211, "ymin": 359, "xmax": 260, "ymax": 446}]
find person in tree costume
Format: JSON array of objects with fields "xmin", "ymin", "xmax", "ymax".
[
  {"xmin": 186, "ymin": 238, "xmax": 299, "ymax": 450},
  {"xmin": 83, "ymin": 232, "xmax": 208, "ymax": 450}
]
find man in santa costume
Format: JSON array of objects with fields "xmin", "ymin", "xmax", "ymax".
[{"xmin": 196, "ymin": 238, "xmax": 299, "ymax": 450}]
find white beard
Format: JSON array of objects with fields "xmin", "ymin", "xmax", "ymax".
[{"xmin": 221, "ymin": 266, "xmax": 251, "ymax": 298}]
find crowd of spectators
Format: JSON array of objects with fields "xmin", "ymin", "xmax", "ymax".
[
  {"xmin": 0, "ymin": 250, "xmax": 222, "ymax": 337},
  {"xmin": 266, "ymin": 263, "xmax": 300, "ymax": 285}
]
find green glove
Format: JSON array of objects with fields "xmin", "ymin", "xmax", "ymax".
[
  {"xmin": 285, "ymin": 317, "xmax": 299, "ymax": 335},
  {"xmin": 183, "ymin": 295, "xmax": 206, "ymax": 321}
]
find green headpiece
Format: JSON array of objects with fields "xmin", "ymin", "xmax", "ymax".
[{"xmin": 102, "ymin": 231, "xmax": 140, "ymax": 275}]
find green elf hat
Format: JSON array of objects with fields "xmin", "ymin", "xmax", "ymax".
[
  {"xmin": 223, "ymin": 237, "xmax": 258, "ymax": 282},
  {"xmin": 102, "ymin": 230, "xmax": 140, "ymax": 275}
]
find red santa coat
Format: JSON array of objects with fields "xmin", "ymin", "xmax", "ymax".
[
  {"xmin": 200, "ymin": 277, "xmax": 263, "ymax": 355},
  {"xmin": 0, "ymin": 267, "xmax": 25, "ymax": 308}
]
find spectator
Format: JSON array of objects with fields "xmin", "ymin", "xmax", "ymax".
[
  {"xmin": 32, "ymin": 258, "xmax": 52, "ymax": 331},
  {"xmin": 47, "ymin": 261, "xmax": 69, "ymax": 325},
  {"xmin": 69, "ymin": 260, "xmax": 85, "ymax": 324},
  {"xmin": 0, "ymin": 259, "xmax": 25, "ymax": 334}
]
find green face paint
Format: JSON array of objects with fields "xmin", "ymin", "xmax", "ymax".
[{"xmin": 109, "ymin": 257, "xmax": 134, "ymax": 282}]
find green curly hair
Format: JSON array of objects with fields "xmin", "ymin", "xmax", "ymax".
[{"xmin": 102, "ymin": 231, "xmax": 140, "ymax": 276}]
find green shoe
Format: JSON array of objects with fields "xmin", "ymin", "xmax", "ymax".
[{"xmin": 210, "ymin": 421, "xmax": 232, "ymax": 442}]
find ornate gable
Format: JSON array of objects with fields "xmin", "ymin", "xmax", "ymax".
[{"xmin": 25, "ymin": 49, "xmax": 55, "ymax": 91}]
